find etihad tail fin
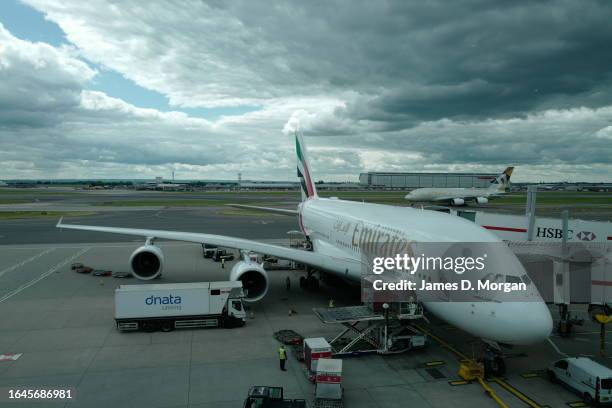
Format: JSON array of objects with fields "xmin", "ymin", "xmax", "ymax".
[
  {"xmin": 295, "ymin": 131, "xmax": 317, "ymax": 201},
  {"xmin": 488, "ymin": 166, "xmax": 514, "ymax": 192}
]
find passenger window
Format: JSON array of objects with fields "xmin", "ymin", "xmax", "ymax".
[
  {"xmin": 211, "ymin": 289, "xmax": 220, "ymax": 295},
  {"xmin": 554, "ymin": 360, "xmax": 568, "ymax": 370}
]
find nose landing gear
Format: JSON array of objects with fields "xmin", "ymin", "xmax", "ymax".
[{"xmin": 481, "ymin": 345, "xmax": 506, "ymax": 377}]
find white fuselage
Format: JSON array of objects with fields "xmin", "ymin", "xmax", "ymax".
[
  {"xmin": 299, "ymin": 197, "xmax": 552, "ymax": 345},
  {"xmin": 405, "ymin": 187, "xmax": 499, "ymax": 203}
]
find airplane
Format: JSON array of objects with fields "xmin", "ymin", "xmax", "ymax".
[
  {"xmin": 404, "ymin": 167, "xmax": 514, "ymax": 206},
  {"xmin": 57, "ymin": 133, "xmax": 550, "ymax": 375}
]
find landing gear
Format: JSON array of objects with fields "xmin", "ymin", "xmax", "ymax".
[
  {"xmin": 299, "ymin": 275, "xmax": 319, "ymax": 290},
  {"xmin": 481, "ymin": 346, "xmax": 506, "ymax": 377},
  {"xmin": 299, "ymin": 268, "xmax": 320, "ymax": 290},
  {"xmin": 483, "ymin": 355, "xmax": 506, "ymax": 377}
]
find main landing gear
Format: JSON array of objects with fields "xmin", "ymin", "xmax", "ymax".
[{"xmin": 299, "ymin": 268, "xmax": 320, "ymax": 290}]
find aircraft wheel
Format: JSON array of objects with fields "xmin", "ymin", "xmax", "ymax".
[
  {"xmin": 484, "ymin": 356, "xmax": 506, "ymax": 377},
  {"xmin": 307, "ymin": 276, "xmax": 319, "ymax": 290}
]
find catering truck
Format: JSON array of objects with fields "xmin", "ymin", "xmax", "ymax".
[{"xmin": 115, "ymin": 281, "xmax": 246, "ymax": 332}]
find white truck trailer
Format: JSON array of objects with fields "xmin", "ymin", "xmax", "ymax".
[{"xmin": 115, "ymin": 281, "xmax": 246, "ymax": 332}]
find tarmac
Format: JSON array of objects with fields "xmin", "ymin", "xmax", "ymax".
[
  {"xmin": 0, "ymin": 193, "xmax": 611, "ymax": 407},
  {"xmin": 0, "ymin": 235, "xmax": 611, "ymax": 407},
  {"xmin": 0, "ymin": 208, "xmax": 298, "ymax": 245}
]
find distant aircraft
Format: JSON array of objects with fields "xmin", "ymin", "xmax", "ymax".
[
  {"xmin": 405, "ymin": 167, "xmax": 514, "ymax": 206},
  {"xmin": 57, "ymin": 136, "xmax": 548, "ymax": 375}
]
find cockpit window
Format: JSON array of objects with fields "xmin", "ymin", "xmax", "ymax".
[
  {"xmin": 505, "ymin": 275, "xmax": 522, "ymax": 284},
  {"xmin": 521, "ymin": 274, "xmax": 532, "ymax": 286}
]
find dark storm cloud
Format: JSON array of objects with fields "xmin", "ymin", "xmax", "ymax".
[{"xmin": 3, "ymin": 1, "xmax": 612, "ymax": 180}]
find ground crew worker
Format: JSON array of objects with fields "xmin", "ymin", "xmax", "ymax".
[
  {"xmin": 285, "ymin": 276, "xmax": 291, "ymax": 291},
  {"xmin": 221, "ymin": 257, "xmax": 225, "ymax": 269},
  {"xmin": 278, "ymin": 345, "xmax": 287, "ymax": 371}
]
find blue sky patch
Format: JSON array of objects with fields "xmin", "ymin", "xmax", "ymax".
[
  {"xmin": 0, "ymin": 1, "xmax": 66, "ymax": 46},
  {"xmin": 1, "ymin": 1, "xmax": 260, "ymax": 121}
]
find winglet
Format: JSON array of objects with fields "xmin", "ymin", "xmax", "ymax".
[{"xmin": 56, "ymin": 217, "xmax": 64, "ymax": 228}]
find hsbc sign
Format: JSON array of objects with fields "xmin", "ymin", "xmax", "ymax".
[
  {"xmin": 477, "ymin": 211, "xmax": 611, "ymax": 243},
  {"xmin": 576, "ymin": 231, "xmax": 597, "ymax": 241},
  {"xmin": 535, "ymin": 227, "xmax": 598, "ymax": 241},
  {"xmin": 535, "ymin": 227, "xmax": 573, "ymax": 240}
]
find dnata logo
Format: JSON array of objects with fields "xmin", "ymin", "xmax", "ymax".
[{"xmin": 145, "ymin": 294, "xmax": 182, "ymax": 305}]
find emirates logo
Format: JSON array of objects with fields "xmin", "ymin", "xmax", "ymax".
[{"xmin": 576, "ymin": 231, "xmax": 596, "ymax": 241}]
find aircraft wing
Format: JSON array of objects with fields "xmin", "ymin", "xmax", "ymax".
[
  {"xmin": 56, "ymin": 219, "xmax": 357, "ymax": 272},
  {"xmin": 431, "ymin": 195, "xmax": 477, "ymax": 202},
  {"xmin": 226, "ymin": 204, "xmax": 298, "ymax": 216},
  {"xmin": 432, "ymin": 194, "xmax": 492, "ymax": 202}
]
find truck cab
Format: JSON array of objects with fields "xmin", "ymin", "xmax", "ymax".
[
  {"xmin": 228, "ymin": 297, "xmax": 246, "ymax": 322},
  {"xmin": 243, "ymin": 386, "xmax": 305, "ymax": 408},
  {"xmin": 548, "ymin": 357, "xmax": 612, "ymax": 404}
]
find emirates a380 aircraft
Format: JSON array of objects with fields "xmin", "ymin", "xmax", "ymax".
[{"xmin": 57, "ymin": 132, "xmax": 551, "ymax": 374}]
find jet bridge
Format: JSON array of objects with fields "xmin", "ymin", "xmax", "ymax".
[{"xmin": 312, "ymin": 302, "xmax": 426, "ymax": 356}]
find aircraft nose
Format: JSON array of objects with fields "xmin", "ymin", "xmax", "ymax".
[{"xmin": 509, "ymin": 302, "xmax": 553, "ymax": 345}]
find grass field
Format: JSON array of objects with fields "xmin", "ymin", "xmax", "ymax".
[
  {"xmin": 0, "ymin": 211, "xmax": 96, "ymax": 220},
  {"xmin": 494, "ymin": 193, "xmax": 612, "ymax": 205}
]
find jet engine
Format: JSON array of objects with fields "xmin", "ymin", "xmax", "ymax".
[
  {"xmin": 129, "ymin": 245, "xmax": 164, "ymax": 280},
  {"xmin": 229, "ymin": 261, "xmax": 269, "ymax": 302},
  {"xmin": 451, "ymin": 198, "xmax": 465, "ymax": 206},
  {"xmin": 476, "ymin": 197, "xmax": 489, "ymax": 204}
]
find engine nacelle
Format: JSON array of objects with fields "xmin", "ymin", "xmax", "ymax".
[
  {"xmin": 129, "ymin": 245, "xmax": 164, "ymax": 280},
  {"xmin": 229, "ymin": 261, "xmax": 269, "ymax": 302},
  {"xmin": 451, "ymin": 198, "xmax": 465, "ymax": 206},
  {"xmin": 476, "ymin": 197, "xmax": 489, "ymax": 204}
]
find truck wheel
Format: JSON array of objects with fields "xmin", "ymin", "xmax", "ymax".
[
  {"xmin": 142, "ymin": 322, "xmax": 158, "ymax": 332},
  {"xmin": 161, "ymin": 321, "xmax": 174, "ymax": 332}
]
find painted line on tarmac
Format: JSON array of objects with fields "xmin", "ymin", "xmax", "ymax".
[
  {"xmin": 0, "ymin": 247, "xmax": 90, "ymax": 304},
  {"xmin": 0, "ymin": 248, "xmax": 56, "ymax": 279},
  {"xmin": 547, "ymin": 338, "xmax": 569, "ymax": 357}
]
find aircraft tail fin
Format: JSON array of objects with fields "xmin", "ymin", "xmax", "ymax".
[
  {"xmin": 489, "ymin": 166, "xmax": 514, "ymax": 191},
  {"xmin": 295, "ymin": 131, "xmax": 318, "ymax": 201}
]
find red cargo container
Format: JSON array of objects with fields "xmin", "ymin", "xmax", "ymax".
[{"xmin": 303, "ymin": 337, "xmax": 332, "ymax": 372}]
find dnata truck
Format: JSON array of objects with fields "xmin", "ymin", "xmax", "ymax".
[{"xmin": 115, "ymin": 281, "xmax": 246, "ymax": 332}]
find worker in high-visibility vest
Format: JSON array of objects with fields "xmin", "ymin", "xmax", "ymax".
[{"xmin": 278, "ymin": 345, "xmax": 287, "ymax": 371}]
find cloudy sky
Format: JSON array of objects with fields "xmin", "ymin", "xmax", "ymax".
[{"xmin": 1, "ymin": 1, "xmax": 611, "ymax": 182}]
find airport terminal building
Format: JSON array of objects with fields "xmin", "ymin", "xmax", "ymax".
[{"xmin": 359, "ymin": 171, "xmax": 498, "ymax": 189}]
